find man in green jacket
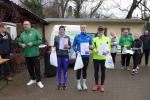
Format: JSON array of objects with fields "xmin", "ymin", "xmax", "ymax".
[
  {"xmin": 119, "ymin": 29, "xmax": 133, "ymax": 70},
  {"xmin": 18, "ymin": 21, "xmax": 44, "ymax": 88}
]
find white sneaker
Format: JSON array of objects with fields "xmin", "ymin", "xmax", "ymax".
[
  {"xmin": 121, "ymin": 66, "xmax": 125, "ymax": 70},
  {"xmin": 37, "ymin": 81, "xmax": 44, "ymax": 89},
  {"xmin": 77, "ymin": 80, "xmax": 82, "ymax": 91},
  {"xmin": 136, "ymin": 66, "xmax": 139, "ymax": 70},
  {"xmin": 82, "ymin": 79, "xmax": 88, "ymax": 90},
  {"xmin": 126, "ymin": 66, "xmax": 130, "ymax": 71},
  {"xmin": 27, "ymin": 80, "xmax": 36, "ymax": 86}
]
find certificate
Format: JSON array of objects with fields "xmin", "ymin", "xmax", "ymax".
[
  {"xmin": 80, "ymin": 43, "xmax": 90, "ymax": 55},
  {"xmin": 59, "ymin": 38, "xmax": 68, "ymax": 50},
  {"xmin": 98, "ymin": 43, "xmax": 108, "ymax": 55}
]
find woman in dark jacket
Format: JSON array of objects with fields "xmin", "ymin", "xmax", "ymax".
[
  {"xmin": 132, "ymin": 34, "xmax": 143, "ymax": 75},
  {"xmin": 54, "ymin": 26, "xmax": 71, "ymax": 90},
  {"xmin": 0, "ymin": 23, "xmax": 12, "ymax": 81}
]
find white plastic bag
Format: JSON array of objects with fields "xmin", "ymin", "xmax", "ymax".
[
  {"xmin": 50, "ymin": 47, "xmax": 58, "ymax": 67},
  {"xmin": 105, "ymin": 55, "xmax": 114, "ymax": 69},
  {"xmin": 74, "ymin": 53, "xmax": 84, "ymax": 70}
]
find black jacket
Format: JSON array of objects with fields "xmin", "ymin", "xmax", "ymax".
[
  {"xmin": 0, "ymin": 32, "xmax": 12, "ymax": 55},
  {"xmin": 54, "ymin": 35, "xmax": 71, "ymax": 57},
  {"xmin": 140, "ymin": 35, "xmax": 150, "ymax": 50},
  {"xmin": 132, "ymin": 39, "xmax": 143, "ymax": 54}
]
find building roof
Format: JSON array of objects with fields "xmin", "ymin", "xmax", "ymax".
[
  {"xmin": 0, "ymin": 0, "xmax": 48, "ymax": 25},
  {"xmin": 45, "ymin": 18, "xmax": 144, "ymax": 23}
]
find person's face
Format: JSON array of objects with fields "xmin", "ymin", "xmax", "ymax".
[
  {"xmin": 23, "ymin": 21, "xmax": 31, "ymax": 30},
  {"xmin": 134, "ymin": 34, "xmax": 139, "ymax": 39},
  {"xmin": 144, "ymin": 30, "xmax": 149, "ymax": 35},
  {"xmin": 112, "ymin": 33, "xmax": 116, "ymax": 38},
  {"xmin": 59, "ymin": 28, "xmax": 65, "ymax": 35},
  {"xmin": 0, "ymin": 27, "xmax": 5, "ymax": 32},
  {"xmin": 80, "ymin": 25, "xmax": 87, "ymax": 32},
  {"xmin": 99, "ymin": 30, "xmax": 104, "ymax": 36},
  {"xmin": 123, "ymin": 30, "xmax": 129, "ymax": 35}
]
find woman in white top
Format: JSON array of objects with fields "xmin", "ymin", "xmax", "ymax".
[{"xmin": 110, "ymin": 33, "xmax": 118, "ymax": 64}]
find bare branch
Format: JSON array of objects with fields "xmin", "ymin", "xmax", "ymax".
[{"xmin": 89, "ymin": 0, "xmax": 104, "ymax": 18}]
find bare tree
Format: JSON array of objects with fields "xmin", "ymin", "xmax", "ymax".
[
  {"xmin": 19, "ymin": 0, "xmax": 44, "ymax": 17},
  {"xmin": 89, "ymin": 0, "xmax": 105, "ymax": 18},
  {"xmin": 73, "ymin": 0, "xmax": 86, "ymax": 18},
  {"xmin": 59, "ymin": 0, "xmax": 70, "ymax": 18},
  {"xmin": 126, "ymin": 0, "xmax": 142, "ymax": 18}
]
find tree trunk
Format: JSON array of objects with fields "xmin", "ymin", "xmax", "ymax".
[{"xmin": 126, "ymin": 0, "xmax": 142, "ymax": 19}]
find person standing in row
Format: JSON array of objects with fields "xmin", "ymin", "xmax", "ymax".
[
  {"xmin": 72, "ymin": 24, "xmax": 92, "ymax": 91},
  {"xmin": 18, "ymin": 21, "xmax": 44, "ymax": 88},
  {"xmin": 54, "ymin": 26, "xmax": 71, "ymax": 90},
  {"xmin": 131, "ymin": 34, "xmax": 143, "ymax": 75},
  {"xmin": 110, "ymin": 32, "xmax": 118, "ymax": 64},
  {"xmin": 0, "ymin": 23, "xmax": 13, "ymax": 81},
  {"xmin": 92, "ymin": 26, "xmax": 110, "ymax": 92},
  {"xmin": 139, "ymin": 29, "xmax": 150, "ymax": 68},
  {"xmin": 119, "ymin": 29, "xmax": 134, "ymax": 70}
]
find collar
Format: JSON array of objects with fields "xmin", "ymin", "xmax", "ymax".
[
  {"xmin": 80, "ymin": 32, "xmax": 87, "ymax": 36},
  {"xmin": 98, "ymin": 34, "xmax": 105, "ymax": 39},
  {"xmin": 0, "ymin": 32, "xmax": 5, "ymax": 36},
  {"xmin": 59, "ymin": 34, "xmax": 66, "ymax": 38},
  {"xmin": 25, "ymin": 28, "xmax": 32, "ymax": 34}
]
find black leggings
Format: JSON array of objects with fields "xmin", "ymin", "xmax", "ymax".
[
  {"xmin": 111, "ymin": 53, "xmax": 116, "ymax": 64},
  {"xmin": 133, "ymin": 54, "xmax": 141, "ymax": 69},
  {"xmin": 93, "ymin": 59, "xmax": 106, "ymax": 85},
  {"xmin": 121, "ymin": 54, "xmax": 131, "ymax": 66},
  {"xmin": 139, "ymin": 49, "xmax": 149, "ymax": 65},
  {"xmin": 25, "ymin": 56, "xmax": 41, "ymax": 82},
  {"xmin": 76, "ymin": 58, "xmax": 89, "ymax": 80}
]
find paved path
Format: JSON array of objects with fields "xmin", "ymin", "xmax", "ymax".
[{"xmin": 0, "ymin": 55, "xmax": 150, "ymax": 100}]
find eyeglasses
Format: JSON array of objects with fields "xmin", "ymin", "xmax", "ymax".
[{"xmin": 23, "ymin": 24, "xmax": 30, "ymax": 25}]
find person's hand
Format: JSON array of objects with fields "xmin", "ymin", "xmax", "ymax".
[
  {"xmin": 22, "ymin": 44, "xmax": 26, "ymax": 49},
  {"xmin": 51, "ymin": 47, "xmax": 56, "ymax": 52},
  {"xmin": 124, "ymin": 45, "xmax": 129, "ymax": 48},
  {"xmin": 3, "ymin": 35, "xmax": 8, "ymax": 39},
  {"xmin": 0, "ymin": 55, "xmax": 2, "ymax": 59},
  {"xmin": 28, "ymin": 42, "xmax": 33, "ymax": 47},
  {"xmin": 89, "ymin": 45, "xmax": 93, "ymax": 49},
  {"xmin": 64, "ymin": 45, "xmax": 70, "ymax": 49},
  {"xmin": 76, "ymin": 51, "xmax": 80, "ymax": 55}
]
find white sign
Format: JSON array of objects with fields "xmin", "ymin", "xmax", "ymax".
[
  {"xmin": 80, "ymin": 43, "xmax": 90, "ymax": 55},
  {"xmin": 59, "ymin": 38, "xmax": 68, "ymax": 50},
  {"xmin": 98, "ymin": 43, "xmax": 108, "ymax": 55}
]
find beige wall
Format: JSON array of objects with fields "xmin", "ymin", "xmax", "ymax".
[{"xmin": 45, "ymin": 22, "xmax": 144, "ymax": 45}]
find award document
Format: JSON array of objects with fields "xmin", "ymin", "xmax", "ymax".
[
  {"xmin": 59, "ymin": 38, "xmax": 68, "ymax": 50},
  {"xmin": 80, "ymin": 43, "xmax": 90, "ymax": 55},
  {"xmin": 98, "ymin": 43, "xmax": 108, "ymax": 55}
]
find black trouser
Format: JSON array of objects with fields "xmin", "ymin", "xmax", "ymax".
[
  {"xmin": 93, "ymin": 59, "xmax": 105, "ymax": 85},
  {"xmin": 25, "ymin": 56, "xmax": 41, "ymax": 82},
  {"xmin": 121, "ymin": 54, "xmax": 131, "ymax": 66},
  {"xmin": 0, "ymin": 54, "xmax": 11, "ymax": 76},
  {"xmin": 76, "ymin": 58, "xmax": 89, "ymax": 80},
  {"xmin": 139, "ymin": 49, "xmax": 149, "ymax": 65},
  {"xmin": 111, "ymin": 53, "xmax": 116, "ymax": 64},
  {"xmin": 133, "ymin": 53, "xmax": 141, "ymax": 69}
]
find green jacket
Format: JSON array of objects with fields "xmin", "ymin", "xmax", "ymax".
[
  {"xmin": 18, "ymin": 28, "xmax": 42, "ymax": 57},
  {"xmin": 119, "ymin": 35, "xmax": 133, "ymax": 50},
  {"xmin": 92, "ymin": 35, "xmax": 111, "ymax": 60}
]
